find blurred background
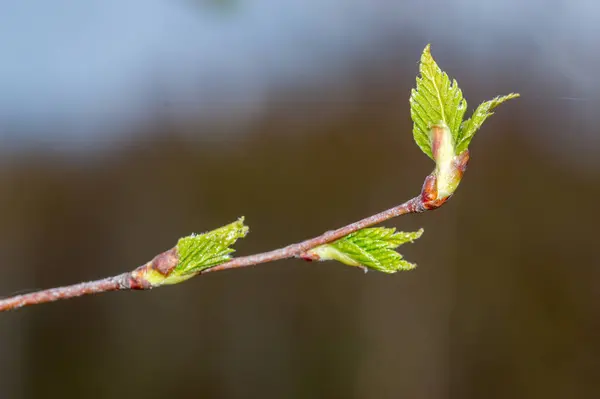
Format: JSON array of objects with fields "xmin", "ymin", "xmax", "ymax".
[{"xmin": 0, "ymin": 0, "xmax": 599, "ymax": 398}]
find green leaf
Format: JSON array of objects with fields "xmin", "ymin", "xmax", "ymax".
[
  {"xmin": 176, "ymin": 217, "xmax": 249, "ymax": 274},
  {"xmin": 307, "ymin": 227, "xmax": 424, "ymax": 273},
  {"xmin": 410, "ymin": 44, "xmax": 467, "ymax": 159},
  {"xmin": 456, "ymin": 93, "xmax": 520, "ymax": 154}
]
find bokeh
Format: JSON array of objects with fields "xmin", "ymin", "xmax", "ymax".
[{"xmin": 1, "ymin": 1, "xmax": 599, "ymax": 398}]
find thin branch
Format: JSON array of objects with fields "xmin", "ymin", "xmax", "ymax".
[
  {"xmin": 0, "ymin": 170, "xmax": 445, "ymax": 313},
  {"xmin": 0, "ymin": 274, "xmax": 132, "ymax": 312},
  {"xmin": 202, "ymin": 196, "xmax": 423, "ymax": 274}
]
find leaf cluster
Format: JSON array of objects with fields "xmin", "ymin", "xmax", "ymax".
[
  {"xmin": 410, "ymin": 44, "xmax": 519, "ymax": 158},
  {"xmin": 309, "ymin": 227, "xmax": 424, "ymax": 273}
]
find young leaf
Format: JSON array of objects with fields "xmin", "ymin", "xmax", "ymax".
[
  {"xmin": 410, "ymin": 44, "xmax": 467, "ymax": 159},
  {"xmin": 456, "ymin": 93, "xmax": 520, "ymax": 154},
  {"xmin": 306, "ymin": 227, "xmax": 423, "ymax": 273},
  {"xmin": 176, "ymin": 217, "xmax": 249, "ymax": 274}
]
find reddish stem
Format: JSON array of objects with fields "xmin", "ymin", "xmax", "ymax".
[
  {"xmin": 0, "ymin": 273, "xmax": 132, "ymax": 312},
  {"xmin": 0, "ymin": 169, "xmax": 449, "ymax": 312},
  {"xmin": 202, "ymin": 196, "xmax": 424, "ymax": 274}
]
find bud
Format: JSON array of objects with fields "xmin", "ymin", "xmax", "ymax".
[
  {"xmin": 129, "ymin": 247, "xmax": 195, "ymax": 289},
  {"xmin": 430, "ymin": 123, "xmax": 469, "ymax": 200}
]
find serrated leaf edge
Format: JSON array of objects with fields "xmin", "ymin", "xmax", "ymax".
[{"xmin": 308, "ymin": 227, "xmax": 423, "ymax": 273}]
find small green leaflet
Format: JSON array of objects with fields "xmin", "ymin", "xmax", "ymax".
[
  {"xmin": 176, "ymin": 217, "xmax": 249, "ymax": 274},
  {"xmin": 307, "ymin": 227, "xmax": 423, "ymax": 273},
  {"xmin": 456, "ymin": 93, "xmax": 520, "ymax": 154},
  {"xmin": 410, "ymin": 44, "xmax": 518, "ymax": 159}
]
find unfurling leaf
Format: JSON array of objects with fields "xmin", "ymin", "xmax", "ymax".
[
  {"xmin": 410, "ymin": 44, "xmax": 518, "ymax": 159},
  {"xmin": 410, "ymin": 44, "xmax": 467, "ymax": 159},
  {"xmin": 176, "ymin": 217, "xmax": 249, "ymax": 274},
  {"xmin": 456, "ymin": 93, "xmax": 520, "ymax": 154},
  {"xmin": 306, "ymin": 227, "xmax": 424, "ymax": 273}
]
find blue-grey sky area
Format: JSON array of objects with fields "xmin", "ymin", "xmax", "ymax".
[{"xmin": 0, "ymin": 0, "xmax": 598, "ymax": 154}]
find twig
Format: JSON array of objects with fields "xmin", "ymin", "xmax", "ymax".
[
  {"xmin": 1, "ymin": 43, "xmax": 517, "ymax": 313},
  {"xmin": 204, "ymin": 197, "xmax": 422, "ymax": 274},
  {"xmin": 0, "ymin": 274, "xmax": 131, "ymax": 312},
  {"xmin": 204, "ymin": 150, "xmax": 469, "ymax": 274},
  {"xmin": 0, "ymin": 157, "xmax": 464, "ymax": 313}
]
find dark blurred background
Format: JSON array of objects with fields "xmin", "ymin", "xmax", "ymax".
[{"xmin": 1, "ymin": 1, "xmax": 599, "ymax": 398}]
